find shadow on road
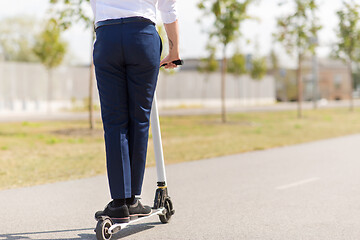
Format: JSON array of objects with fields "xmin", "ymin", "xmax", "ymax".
[
  {"xmin": 112, "ymin": 222, "xmax": 161, "ymax": 239},
  {"xmin": 0, "ymin": 228, "xmax": 94, "ymax": 240},
  {"xmin": 0, "ymin": 222, "xmax": 162, "ymax": 239}
]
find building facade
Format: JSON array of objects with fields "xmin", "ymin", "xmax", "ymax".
[{"xmin": 303, "ymin": 58, "xmax": 351, "ymax": 101}]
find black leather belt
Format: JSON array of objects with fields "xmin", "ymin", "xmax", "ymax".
[{"xmin": 94, "ymin": 17, "xmax": 155, "ymax": 31}]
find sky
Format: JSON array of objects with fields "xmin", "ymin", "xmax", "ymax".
[{"xmin": 0, "ymin": 0, "xmax": 344, "ymax": 67}]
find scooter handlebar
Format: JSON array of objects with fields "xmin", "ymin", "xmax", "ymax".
[{"xmin": 160, "ymin": 59, "xmax": 183, "ymax": 68}]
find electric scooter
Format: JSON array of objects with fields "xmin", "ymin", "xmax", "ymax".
[{"xmin": 95, "ymin": 60, "xmax": 183, "ymax": 240}]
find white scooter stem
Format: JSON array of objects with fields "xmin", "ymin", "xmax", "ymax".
[{"xmin": 150, "ymin": 92, "xmax": 167, "ymax": 185}]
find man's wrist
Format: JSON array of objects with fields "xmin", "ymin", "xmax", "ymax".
[{"xmin": 169, "ymin": 51, "xmax": 180, "ymax": 60}]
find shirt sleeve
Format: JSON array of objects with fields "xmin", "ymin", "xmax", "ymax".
[{"xmin": 157, "ymin": 0, "xmax": 177, "ymax": 24}]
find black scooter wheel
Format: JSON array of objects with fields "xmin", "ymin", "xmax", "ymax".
[
  {"xmin": 96, "ymin": 218, "xmax": 113, "ymax": 240},
  {"xmin": 159, "ymin": 198, "xmax": 174, "ymax": 223}
]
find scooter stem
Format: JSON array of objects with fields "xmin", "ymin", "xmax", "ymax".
[{"xmin": 150, "ymin": 91, "xmax": 167, "ymax": 186}]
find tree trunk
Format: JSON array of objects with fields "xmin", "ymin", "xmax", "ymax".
[
  {"xmin": 348, "ymin": 60, "xmax": 354, "ymax": 112},
  {"xmin": 89, "ymin": 29, "xmax": 95, "ymax": 130},
  {"xmin": 202, "ymin": 74, "xmax": 209, "ymax": 103},
  {"xmin": 257, "ymin": 80, "xmax": 261, "ymax": 105},
  {"xmin": 221, "ymin": 46, "xmax": 227, "ymax": 123},
  {"xmin": 312, "ymin": 53, "xmax": 318, "ymax": 109},
  {"xmin": 296, "ymin": 54, "xmax": 303, "ymax": 119},
  {"xmin": 47, "ymin": 69, "xmax": 53, "ymax": 114}
]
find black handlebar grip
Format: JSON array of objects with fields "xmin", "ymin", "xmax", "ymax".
[{"xmin": 161, "ymin": 59, "xmax": 184, "ymax": 67}]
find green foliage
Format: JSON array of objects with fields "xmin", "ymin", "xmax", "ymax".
[
  {"xmin": 0, "ymin": 16, "xmax": 39, "ymax": 62},
  {"xmin": 198, "ymin": 0, "xmax": 256, "ymax": 122},
  {"xmin": 275, "ymin": 69, "xmax": 298, "ymax": 101},
  {"xmin": 270, "ymin": 50, "xmax": 295, "ymax": 101},
  {"xmin": 334, "ymin": 0, "xmax": 360, "ymax": 63},
  {"xmin": 198, "ymin": 0, "xmax": 255, "ymax": 47},
  {"xmin": 49, "ymin": 0, "xmax": 92, "ymax": 30},
  {"xmin": 198, "ymin": 44, "xmax": 219, "ymax": 73},
  {"xmin": 274, "ymin": 0, "xmax": 322, "ymax": 57},
  {"xmin": 250, "ymin": 56, "xmax": 267, "ymax": 80},
  {"xmin": 274, "ymin": 0, "xmax": 322, "ymax": 117},
  {"xmin": 33, "ymin": 19, "xmax": 68, "ymax": 70},
  {"xmin": 227, "ymin": 50, "xmax": 246, "ymax": 75},
  {"xmin": 269, "ymin": 49, "xmax": 279, "ymax": 71}
]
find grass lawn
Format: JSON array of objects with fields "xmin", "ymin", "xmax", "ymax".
[{"xmin": 1, "ymin": 108, "xmax": 360, "ymax": 190}]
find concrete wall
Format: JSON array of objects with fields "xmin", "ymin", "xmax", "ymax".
[
  {"xmin": 0, "ymin": 62, "xmax": 95, "ymax": 112},
  {"xmin": 0, "ymin": 62, "xmax": 276, "ymax": 113}
]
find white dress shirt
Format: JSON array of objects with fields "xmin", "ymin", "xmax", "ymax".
[{"xmin": 90, "ymin": 0, "xmax": 177, "ymax": 24}]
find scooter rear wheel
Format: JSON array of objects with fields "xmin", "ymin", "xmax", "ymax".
[{"xmin": 96, "ymin": 218, "xmax": 113, "ymax": 240}]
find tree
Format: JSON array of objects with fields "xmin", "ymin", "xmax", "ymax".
[
  {"xmin": 49, "ymin": 0, "xmax": 95, "ymax": 128},
  {"xmin": 334, "ymin": 0, "xmax": 360, "ymax": 111},
  {"xmin": 49, "ymin": 0, "xmax": 92, "ymax": 30},
  {"xmin": 198, "ymin": 43, "xmax": 219, "ymax": 101},
  {"xmin": 227, "ymin": 49, "xmax": 247, "ymax": 76},
  {"xmin": 250, "ymin": 55, "xmax": 267, "ymax": 104},
  {"xmin": 227, "ymin": 48, "xmax": 247, "ymax": 100},
  {"xmin": 250, "ymin": 55, "xmax": 267, "ymax": 80},
  {"xmin": 33, "ymin": 19, "xmax": 67, "ymax": 113},
  {"xmin": 199, "ymin": 44, "xmax": 220, "ymax": 73},
  {"xmin": 198, "ymin": 0, "xmax": 255, "ymax": 123},
  {"xmin": 0, "ymin": 16, "xmax": 39, "ymax": 62},
  {"xmin": 274, "ymin": 0, "xmax": 321, "ymax": 118},
  {"xmin": 270, "ymin": 49, "xmax": 286, "ymax": 101},
  {"xmin": 249, "ymin": 39, "xmax": 267, "ymax": 81},
  {"xmin": 269, "ymin": 49, "xmax": 279, "ymax": 75}
]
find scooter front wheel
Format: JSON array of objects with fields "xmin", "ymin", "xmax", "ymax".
[
  {"xmin": 95, "ymin": 218, "xmax": 113, "ymax": 240},
  {"xmin": 159, "ymin": 198, "xmax": 174, "ymax": 223}
]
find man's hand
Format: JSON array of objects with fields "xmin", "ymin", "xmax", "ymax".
[
  {"xmin": 160, "ymin": 55, "xmax": 180, "ymax": 69},
  {"xmin": 160, "ymin": 20, "xmax": 180, "ymax": 69}
]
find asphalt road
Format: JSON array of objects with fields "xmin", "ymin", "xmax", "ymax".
[{"xmin": 1, "ymin": 134, "xmax": 360, "ymax": 239}]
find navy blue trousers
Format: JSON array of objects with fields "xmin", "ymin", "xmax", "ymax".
[{"xmin": 93, "ymin": 19, "xmax": 162, "ymax": 199}]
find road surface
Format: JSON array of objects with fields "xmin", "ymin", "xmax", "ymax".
[{"xmin": 1, "ymin": 134, "xmax": 360, "ymax": 239}]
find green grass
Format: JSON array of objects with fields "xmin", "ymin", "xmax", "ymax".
[{"xmin": 1, "ymin": 108, "xmax": 360, "ymax": 190}]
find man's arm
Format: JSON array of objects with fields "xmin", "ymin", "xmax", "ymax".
[
  {"xmin": 158, "ymin": 0, "xmax": 179, "ymax": 69},
  {"xmin": 160, "ymin": 20, "xmax": 180, "ymax": 69}
]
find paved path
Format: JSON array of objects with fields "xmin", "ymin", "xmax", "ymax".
[
  {"xmin": 2, "ymin": 100, "xmax": 360, "ymax": 122},
  {"xmin": 1, "ymin": 135, "xmax": 360, "ymax": 239}
]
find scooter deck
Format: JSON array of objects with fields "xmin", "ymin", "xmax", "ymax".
[{"xmin": 108, "ymin": 208, "xmax": 166, "ymax": 234}]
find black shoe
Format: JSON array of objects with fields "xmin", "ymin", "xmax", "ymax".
[
  {"xmin": 127, "ymin": 199, "xmax": 152, "ymax": 220},
  {"xmin": 95, "ymin": 201, "xmax": 130, "ymax": 223}
]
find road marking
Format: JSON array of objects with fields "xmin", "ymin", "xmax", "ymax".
[{"xmin": 276, "ymin": 177, "xmax": 320, "ymax": 190}]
